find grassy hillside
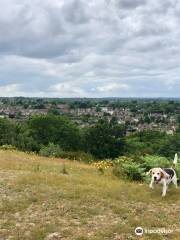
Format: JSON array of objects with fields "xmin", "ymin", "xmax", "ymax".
[{"xmin": 0, "ymin": 150, "xmax": 179, "ymax": 240}]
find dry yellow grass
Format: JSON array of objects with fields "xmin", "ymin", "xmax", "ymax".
[{"xmin": 0, "ymin": 150, "xmax": 180, "ymax": 240}]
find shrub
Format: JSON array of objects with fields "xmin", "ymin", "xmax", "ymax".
[
  {"xmin": 58, "ymin": 151, "xmax": 94, "ymax": 163},
  {"xmin": 39, "ymin": 143, "xmax": 64, "ymax": 157},
  {"xmin": 0, "ymin": 144, "xmax": 17, "ymax": 151},
  {"xmin": 39, "ymin": 143, "xmax": 94, "ymax": 163},
  {"xmin": 141, "ymin": 155, "xmax": 171, "ymax": 171},
  {"xmin": 112, "ymin": 155, "xmax": 176, "ymax": 182},
  {"xmin": 112, "ymin": 156, "xmax": 146, "ymax": 181}
]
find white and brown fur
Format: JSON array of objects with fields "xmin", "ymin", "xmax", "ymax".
[{"xmin": 147, "ymin": 154, "xmax": 178, "ymax": 197}]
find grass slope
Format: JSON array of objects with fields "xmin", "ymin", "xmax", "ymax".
[{"xmin": 0, "ymin": 150, "xmax": 180, "ymax": 240}]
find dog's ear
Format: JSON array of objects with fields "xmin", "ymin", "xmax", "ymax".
[
  {"xmin": 160, "ymin": 169, "xmax": 169, "ymax": 179},
  {"xmin": 146, "ymin": 169, "xmax": 153, "ymax": 176}
]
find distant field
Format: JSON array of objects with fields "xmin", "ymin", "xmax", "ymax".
[{"xmin": 0, "ymin": 150, "xmax": 179, "ymax": 240}]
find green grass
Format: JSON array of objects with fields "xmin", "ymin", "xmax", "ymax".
[{"xmin": 0, "ymin": 150, "xmax": 180, "ymax": 240}]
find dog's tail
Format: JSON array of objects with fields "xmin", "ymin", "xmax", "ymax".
[{"xmin": 172, "ymin": 153, "xmax": 178, "ymax": 169}]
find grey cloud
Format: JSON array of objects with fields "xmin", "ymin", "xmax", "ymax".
[
  {"xmin": 0, "ymin": 0, "xmax": 180, "ymax": 97},
  {"xmin": 62, "ymin": 0, "xmax": 90, "ymax": 24},
  {"xmin": 116, "ymin": 0, "xmax": 147, "ymax": 9}
]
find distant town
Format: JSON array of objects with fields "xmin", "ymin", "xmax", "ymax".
[{"xmin": 0, "ymin": 97, "xmax": 179, "ymax": 135}]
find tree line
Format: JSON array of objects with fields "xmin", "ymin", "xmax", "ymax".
[
  {"xmin": 0, "ymin": 114, "xmax": 179, "ymax": 160},
  {"xmin": 0, "ymin": 114, "xmax": 125, "ymax": 159}
]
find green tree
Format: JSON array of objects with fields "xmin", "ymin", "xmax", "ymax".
[
  {"xmin": 48, "ymin": 108, "xmax": 60, "ymax": 115},
  {"xmin": 158, "ymin": 133, "xmax": 180, "ymax": 158},
  {"xmin": 26, "ymin": 114, "xmax": 82, "ymax": 151},
  {"xmin": 85, "ymin": 119, "xmax": 125, "ymax": 159},
  {"xmin": 0, "ymin": 118, "xmax": 17, "ymax": 146},
  {"xmin": 15, "ymin": 123, "xmax": 39, "ymax": 152},
  {"xmin": 126, "ymin": 130, "xmax": 169, "ymax": 156}
]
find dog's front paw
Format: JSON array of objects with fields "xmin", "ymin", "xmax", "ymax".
[{"xmin": 149, "ymin": 184, "xmax": 154, "ymax": 189}]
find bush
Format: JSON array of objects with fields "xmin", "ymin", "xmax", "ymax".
[
  {"xmin": 158, "ymin": 132, "xmax": 180, "ymax": 158},
  {"xmin": 39, "ymin": 143, "xmax": 64, "ymax": 157},
  {"xmin": 57, "ymin": 151, "xmax": 94, "ymax": 163},
  {"xmin": 112, "ymin": 156, "xmax": 146, "ymax": 181},
  {"xmin": 39, "ymin": 143, "xmax": 94, "ymax": 163},
  {"xmin": 112, "ymin": 155, "xmax": 178, "ymax": 182},
  {"xmin": 0, "ymin": 144, "xmax": 17, "ymax": 151},
  {"xmin": 141, "ymin": 155, "xmax": 171, "ymax": 171}
]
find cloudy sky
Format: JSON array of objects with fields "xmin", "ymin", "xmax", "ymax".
[{"xmin": 0, "ymin": 0, "xmax": 180, "ymax": 98}]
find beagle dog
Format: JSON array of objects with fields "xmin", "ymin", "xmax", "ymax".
[{"xmin": 147, "ymin": 154, "xmax": 178, "ymax": 197}]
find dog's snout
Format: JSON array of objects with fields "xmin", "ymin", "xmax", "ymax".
[{"xmin": 154, "ymin": 176, "xmax": 157, "ymax": 180}]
